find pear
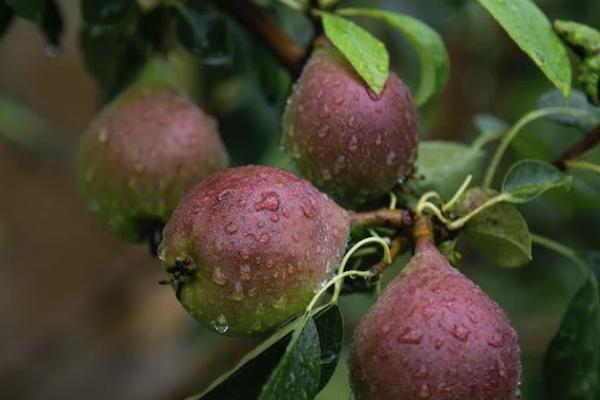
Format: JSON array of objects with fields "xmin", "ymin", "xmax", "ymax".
[
  {"xmin": 282, "ymin": 45, "xmax": 419, "ymax": 207},
  {"xmin": 350, "ymin": 233, "xmax": 521, "ymax": 399},
  {"xmin": 159, "ymin": 165, "xmax": 350, "ymax": 336},
  {"xmin": 76, "ymin": 83, "xmax": 228, "ymax": 242}
]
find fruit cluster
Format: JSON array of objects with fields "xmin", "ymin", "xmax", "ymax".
[{"xmin": 77, "ymin": 43, "xmax": 520, "ymax": 399}]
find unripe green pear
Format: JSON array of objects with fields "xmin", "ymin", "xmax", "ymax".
[
  {"xmin": 159, "ymin": 165, "xmax": 350, "ymax": 336},
  {"xmin": 350, "ymin": 236, "xmax": 521, "ymax": 400},
  {"xmin": 76, "ymin": 84, "xmax": 228, "ymax": 242},
  {"xmin": 282, "ymin": 45, "xmax": 419, "ymax": 207}
]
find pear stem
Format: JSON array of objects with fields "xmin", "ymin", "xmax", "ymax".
[{"xmin": 412, "ymin": 214, "xmax": 434, "ymax": 246}]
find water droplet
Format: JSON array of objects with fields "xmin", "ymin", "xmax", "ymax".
[
  {"xmin": 225, "ymin": 222, "xmax": 238, "ymax": 234},
  {"xmin": 319, "ymin": 104, "xmax": 330, "ymax": 118},
  {"xmin": 496, "ymin": 355, "xmax": 507, "ymax": 378},
  {"xmin": 258, "ymin": 233, "xmax": 270, "ymax": 243},
  {"xmin": 274, "ymin": 295, "xmax": 286, "ymax": 309},
  {"xmin": 98, "ymin": 129, "xmax": 108, "ymax": 143},
  {"xmin": 347, "ymin": 116, "xmax": 356, "ymax": 127},
  {"xmin": 292, "ymin": 232, "xmax": 301, "ymax": 242},
  {"xmin": 347, "ymin": 136, "xmax": 358, "ymax": 151},
  {"xmin": 397, "ymin": 327, "xmax": 423, "ymax": 344},
  {"xmin": 488, "ymin": 331, "xmax": 505, "ymax": 348},
  {"xmin": 334, "ymin": 95, "xmax": 345, "ymax": 105},
  {"xmin": 316, "ymin": 89, "xmax": 324, "ymax": 99},
  {"xmin": 386, "ymin": 151, "xmax": 398, "ymax": 166},
  {"xmin": 434, "ymin": 339, "xmax": 444, "ymax": 350},
  {"xmin": 212, "ymin": 267, "xmax": 227, "ymax": 286},
  {"xmin": 247, "ymin": 286, "xmax": 258, "ymax": 297},
  {"xmin": 300, "ymin": 204, "xmax": 314, "ymax": 218},
  {"xmin": 240, "ymin": 264, "xmax": 252, "ymax": 281},
  {"xmin": 231, "ymin": 281, "xmax": 244, "ymax": 301},
  {"xmin": 211, "ymin": 314, "xmax": 229, "ymax": 334},
  {"xmin": 287, "ymin": 264, "xmax": 295, "ymax": 274},
  {"xmin": 218, "ymin": 189, "xmax": 233, "ymax": 202},
  {"xmin": 452, "ymin": 325, "xmax": 470, "ymax": 342},
  {"xmin": 257, "ymin": 220, "xmax": 266, "ymax": 228},
  {"xmin": 419, "ymin": 383, "xmax": 431, "ymax": 398},
  {"xmin": 270, "ymin": 214, "xmax": 279, "ymax": 223},
  {"xmin": 255, "ymin": 192, "xmax": 280, "ymax": 212},
  {"xmin": 333, "ymin": 79, "xmax": 342, "ymax": 87},
  {"xmin": 282, "ymin": 209, "xmax": 290, "ymax": 218},
  {"xmin": 375, "ymin": 134, "xmax": 382, "ymax": 145},
  {"xmin": 318, "ymin": 125, "xmax": 329, "ymax": 138}
]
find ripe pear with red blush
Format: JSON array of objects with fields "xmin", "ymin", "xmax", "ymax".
[
  {"xmin": 282, "ymin": 45, "xmax": 419, "ymax": 207},
  {"xmin": 349, "ymin": 220, "xmax": 521, "ymax": 400},
  {"xmin": 159, "ymin": 165, "xmax": 351, "ymax": 336},
  {"xmin": 76, "ymin": 81, "xmax": 228, "ymax": 242}
]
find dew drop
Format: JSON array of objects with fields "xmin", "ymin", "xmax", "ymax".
[
  {"xmin": 347, "ymin": 116, "xmax": 356, "ymax": 127},
  {"xmin": 98, "ymin": 129, "xmax": 108, "ymax": 143},
  {"xmin": 334, "ymin": 95, "xmax": 345, "ymax": 105},
  {"xmin": 218, "ymin": 189, "xmax": 233, "ymax": 202},
  {"xmin": 274, "ymin": 295, "xmax": 286, "ymax": 309},
  {"xmin": 419, "ymin": 383, "xmax": 431, "ymax": 399},
  {"xmin": 258, "ymin": 233, "xmax": 270, "ymax": 244},
  {"xmin": 300, "ymin": 204, "xmax": 314, "ymax": 218},
  {"xmin": 347, "ymin": 135, "xmax": 358, "ymax": 151},
  {"xmin": 255, "ymin": 192, "xmax": 280, "ymax": 212},
  {"xmin": 397, "ymin": 327, "xmax": 423, "ymax": 344},
  {"xmin": 488, "ymin": 331, "xmax": 505, "ymax": 348},
  {"xmin": 224, "ymin": 222, "xmax": 238, "ymax": 234},
  {"xmin": 292, "ymin": 232, "xmax": 301, "ymax": 242},
  {"xmin": 496, "ymin": 355, "xmax": 507, "ymax": 378},
  {"xmin": 319, "ymin": 104, "xmax": 330, "ymax": 118},
  {"xmin": 240, "ymin": 264, "xmax": 252, "ymax": 281},
  {"xmin": 231, "ymin": 281, "xmax": 244, "ymax": 301},
  {"xmin": 386, "ymin": 151, "xmax": 398, "ymax": 166},
  {"xmin": 452, "ymin": 325, "xmax": 470, "ymax": 342},
  {"xmin": 212, "ymin": 267, "xmax": 227, "ymax": 286},
  {"xmin": 211, "ymin": 314, "xmax": 229, "ymax": 334},
  {"xmin": 270, "ymin": 214, "xmax": 279, "ymax": 223},
  {"xmin": 318, "ymin": 125, "xmax": 329, "ymax": 138},
  {"xmin": 257, "ymin": 220, "xmax": 266, "ymax": 228}
]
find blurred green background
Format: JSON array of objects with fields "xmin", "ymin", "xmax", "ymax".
[{"xmin": 0, "ymin": 0, "xmax": 598, "ymax": 399}]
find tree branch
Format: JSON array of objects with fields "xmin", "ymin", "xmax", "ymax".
[
  {"xmin": 350, "ymin": 208, "xmax": 413, "ymax": 229},
  {"xmin": 208, "ymin": 0, "xmax": 307, "ymax": 76},
  {"xmin": 552, "ymin": 124, "xmax": 600, "ymax": 170}
]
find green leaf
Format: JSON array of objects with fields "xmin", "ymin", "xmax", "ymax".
[
  {"xmin": 175, "ymin": 1, "xmax": 232, "ymax": 65},
  {"xmin": 0, "ymin": 2, "xmax": 14, "ymax": 38},
  {"xmin": 414, "ymin": 141, "xmax": 485, "ymax": 198},
  {"xmin": 314, "ymin": 305, "xmax": 343, "ymax": 390},
  {"xmin": 337, "ymin": 8, "xmax": 449, "ymax": 105},
  {"xmin": 322, "ymin": 13, "xmax": 389, "ymax": 94},
  {"xmin": 538, "ymin": 89, "xmax": 600, "ymax": 131},
  {"xmin": 5, "ymin": 0, "xmax": 44, "ymax": 21},
  {"xmin": 452, "ymin": 188, "xmax": 532, "ymax": 267},
  {"xmin": 81, "ymin": 0, "xmax": 139, "ymax": 32},
  {"xmin": 476, "ymin": 0, "xmax": 572, "ymax": 97},
  {"xmin": 259, "ymin": 319, "xmax": 321, "ymax": 400},
  {"xmin": 472, "ymin": 114, "xmax": 509, "ymax": 149},
  {"xmin": 6, "ymin": 0, "xmax": 63, "ymax": 46},
  {"xmin": 544, "ymin": 251, "xmax": 600, "ymax": 399},
  {"xmin": 502, "ymin": 159, "xmax": 572, "ymax": 203},
  {"xmin": 189, "ymin": 306, "xmax": 343, "ymax": 400}
]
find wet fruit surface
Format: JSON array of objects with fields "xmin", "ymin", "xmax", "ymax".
[
  {"xmin": 282, "ymin": 46, "xmax": 419, "ymax": 207},
  {"xmin": 76, "ymin": 84, "xmax": 228, "ymax": 242},
  {"xmin": 350, "ymin": 239, "xmax": 521, "ymax": 400},
  {"xmin": 159, "ymin": 165, "xmax": 351, "ymax": 336}
]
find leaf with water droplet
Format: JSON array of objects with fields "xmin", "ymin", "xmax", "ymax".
[
  {"xmin": 475, "ymin": 0, "xmax": 572, "ymax": 97},
  {"xmin": 322, "ymin": 13, "xmax": 389, "ymax": 95},
  {"xmin": 337, "ymin": 8, "xmax": 449, "ymax": 106},
  {"xmin": 544, "ymin": 251, "xmax": 600, "ymax": 399}
]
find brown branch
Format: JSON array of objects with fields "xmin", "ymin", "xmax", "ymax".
[
  {"xmin": 552, "ymin": 124, "xmax": 600, "ymax": 170},
  {"xmin": 371, "ymin": 236, "xmax": 409, "ymax": 276},
  {"xmin": 208, "ymin": 0, "xmax": 307, "ymax": 76},
  {"xmin": 350, "ymin": 208, "xmax": 413, "ymax": 229}
]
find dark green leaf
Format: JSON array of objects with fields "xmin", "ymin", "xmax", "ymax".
[
  {"xmin": 259, "ymin": 319, "xmax": 321, "ymax": 400},
  {"xmin": 79, "ymin": 27, "xmax": 148, "ymax": 96},
  {"xmin": 453, "ymin": 188, "xmax": 532, "ymax": 267},
  {"xmin": 502, "ymin": 159, "xmax": 572, "ymax": 203},
  {"xmin": 81, "ymin": 0, "xmax": 139, "ymax": 31},
  {"xmin": 472, "ymin": 114, "xmax": 509, "ymax": 149},
  {"xmin": 544, "ymin": 251, "xmax": 600, "ymax": 399},
  {"xmin": 175, "ymin": 1, "xmax": 232, "ymax": 65},
  {"xmin": 190, "ymin": 307, "xmax": 343, "ymax": 400},
  {"xmin": 476, "ymin": 0, "xmax": 572, "ymax": 97},
  {"xmin": 314, "ymin": 305, "xmax": 343, "ymax": 390},
  {"xmin": 5, "ymin": 0, "xmax": 44, "ymax": 21},
  {"xmin": 414, "ymin": 141, "xmax": 485, "ymax": 198},
  {"xmin": 337, "ymin": 8, "xmax": 449, "ymax": 105},
  {"xmin": 6, "ymin": 0, "xmax": 63, "ymax": 47},
  {"xmin": 0, "ymin": 2, "xmax": 14, "ymax": 38},
  {"xmin": 538, "ymin": 89, "xmax": 600, "ymax": 131},
  {"xmin": 322, "ymin": 13, "xmax": 389, "ymax": 94}
]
